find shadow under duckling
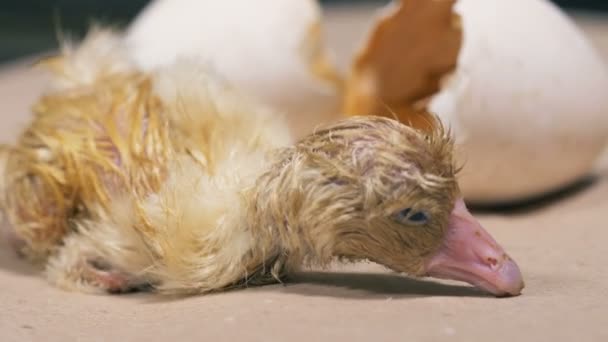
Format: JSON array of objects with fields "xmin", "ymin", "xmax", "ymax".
[{"xmin": 0, "ymin": 29, "xmax": 524, "ymax": 297}]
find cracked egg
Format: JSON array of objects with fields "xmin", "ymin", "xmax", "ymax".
[
  {"xmin": 126, "ymin": 0, "xmax": 343, "ymax": 139},
  {"xmin": 344, "ymin": 0, "xmax": 608, "ymax": 204}
]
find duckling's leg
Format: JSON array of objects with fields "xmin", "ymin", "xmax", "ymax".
[
  {"xmin": 47, "ymin": 254, "xmax": 139, "ymax": 293},
  {"xmin": 45, "ymin": 219, "xmax": 155, "ymax": 294}
]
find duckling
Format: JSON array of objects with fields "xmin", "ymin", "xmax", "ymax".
[{"xmin": 0, "ymin": 29, "xmax": 524, "ymax": 296}]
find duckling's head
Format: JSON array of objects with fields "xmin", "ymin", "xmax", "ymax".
[{"xmin": 293, "ymin": 116, "xmax": 524, "ymax": 296}]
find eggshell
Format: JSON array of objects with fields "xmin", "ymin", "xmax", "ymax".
[
  {"xmin": 343, "ymin": 0, "xmax": 461, "ymax": 133},
  {"xmin": 125, "ymin": 0, "xmax": 343, "ymax": 138},
  {"xmin": 344, "ymin": 0, "xmax": 608, "ymax": 204},
  {"xmin": 432, "ymin": 0, "xmax": 608, "ymax": 203}
]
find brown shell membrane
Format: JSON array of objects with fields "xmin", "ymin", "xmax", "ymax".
[
  {"xmin": 343, "ymin": 0, "xmax": 462, "ymax": 133},
  {"xmin": 1, "ymin": 70, "xmax": 173, "ymax": 260}
]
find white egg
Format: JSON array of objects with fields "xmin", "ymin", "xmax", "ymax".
[
  {"xmin": 125, "ymin": 0, "xmax": 343, "ymax": 138},
  {"xmin": 429, "ymin": 0, "xmax": 608, "ymax": 203}
]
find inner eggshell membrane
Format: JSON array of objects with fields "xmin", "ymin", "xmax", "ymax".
[{"xmin": 343, "ymin": 0, "xmax": 462, "ymax": 133}]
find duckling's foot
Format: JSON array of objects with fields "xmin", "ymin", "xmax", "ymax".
[
  {"xmin": 46, "ymin": 235, "xmax": 151, "ymax": 294},
  {"xmin": 84, "ymin": 258, "xmax": 151, "ymax": 294}
]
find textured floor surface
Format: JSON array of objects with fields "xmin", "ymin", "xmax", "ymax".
[{"xmin": 1, "ymin": 3, "xmax": 608, "ymax": 342}]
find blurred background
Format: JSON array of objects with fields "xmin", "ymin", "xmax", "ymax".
[{"xmin": 0, "ymin": 0, "xmax": 607, "ymax": 64}]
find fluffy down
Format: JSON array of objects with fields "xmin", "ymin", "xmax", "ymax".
[{"xmin": 3, "ymin": 29, "xmax": 291, "ymax": 293}]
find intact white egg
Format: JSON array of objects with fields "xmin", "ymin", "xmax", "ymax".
[
  {"xmin": 344, "ymin": 0, "xmax": 608, "ymax": 204},
  {"xmin": 125, "ymin": 0, "xmax": 343, "ymax": 138}
]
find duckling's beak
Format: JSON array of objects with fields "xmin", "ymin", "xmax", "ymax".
[{"xmin": 423, "ymin": 198, "xmax": 525, "ymax": 297}]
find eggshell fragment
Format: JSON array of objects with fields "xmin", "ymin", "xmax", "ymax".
[
  {"xmin": 343, "ymin": 0, "xmax": 461, "ymax": 133},
  {"xmin": 344, "ymin": 0, "xmax": 608, "ymax": 204},
  {"xmin": 126, "ymin": 0, "xmax": 343, "ymax": 139}
]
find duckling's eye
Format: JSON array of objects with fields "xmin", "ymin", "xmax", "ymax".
[
  {"xmin": 408, "ymin": 211, "xmax": 428, "ymax": 223},
  {"xmin": 393, "ymin": 208, "xmax": 429, "ymax": 225}
]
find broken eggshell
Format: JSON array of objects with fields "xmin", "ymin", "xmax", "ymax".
[
  {"xmin": 125, "ymin": 0, "xmax": 343, "ymax": 139},
  {"xmin": 344, "ymin": 0, "xmax": 608, "ymax": 204}
]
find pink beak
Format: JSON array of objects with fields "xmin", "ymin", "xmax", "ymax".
[{"xmin": 424, "ymin": 198, "xmax": 525, "ymax": 296}]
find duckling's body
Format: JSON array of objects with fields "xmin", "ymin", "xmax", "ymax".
[
  {"xmin": 1, "ymin": 30, "xmax": 524, "ymax": 296},
  {"xmin": 3, "ymin": 30, "xmax": 295, "ymax": 293}
]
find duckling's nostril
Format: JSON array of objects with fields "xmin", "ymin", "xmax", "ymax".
[{"xmin": 486, "ymin": 257, "xmax": 498, "ymax": 268}]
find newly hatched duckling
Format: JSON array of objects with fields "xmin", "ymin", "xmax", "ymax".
[{"xmin": 0, "ymin": 30, "xmax": 524, "ymax": 296}]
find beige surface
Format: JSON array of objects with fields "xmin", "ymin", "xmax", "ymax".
[{"xmin": 1, "ymin": 4, "xmax": 608, "ymax": 342}]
